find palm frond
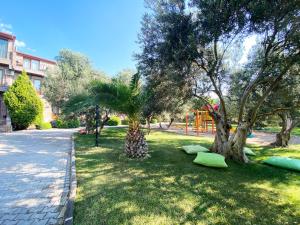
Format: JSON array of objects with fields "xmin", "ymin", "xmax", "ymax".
[
  {"xmin": 62, "ymin": 91, "xmax": 96, "ymax": 115},
  {"xmin": 90, "ymin": 80, "xmax": 131, "ymax": 113}
]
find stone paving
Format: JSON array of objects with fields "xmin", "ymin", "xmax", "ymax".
[{"xmin": 0, "ymin": 129, "xmax": 75, "ymax": 225}]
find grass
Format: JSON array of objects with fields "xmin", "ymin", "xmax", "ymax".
[
  {"xmin": 256, "ymin": 126, "xmax": 300, "ymax": 136},
  {"xmin": 74, "ymin": 128, "xmax": 300, "ymax": 225}
]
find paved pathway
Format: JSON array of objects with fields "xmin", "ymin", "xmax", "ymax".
[{"xmin": 0, "ymin": 129, "xmax": 75, "ymax": 225}]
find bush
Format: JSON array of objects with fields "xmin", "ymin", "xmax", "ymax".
[
  {"xmin": 66, "ymin": 118, "xmax": 81, "ymax": 128},
  {"xmin": 37, "ymin": 122, "xmax": 52, "ymax": 130},
  {"xmin": 122, "ymin": 117, "xmax": 129, "ymax": 125},
  {"xmin": 151, "ymin": 118, "xmax": 158, "ymax": 124},
  {"xmin": 56, "ymin": 118, "xmax": 64, "ymax": 128},
  {"xmin": 56, "ymin": 117, "xmax": 80, "ymax": 128},
  {"xmin": 4, "ymin": 71, "xmax": 43, "ymax": 130},
  {"xmin": 140, "ymin": 117, "xmax": 146, "ymax": 125},
  {"xmin": 107, "ymin": 115, "xmax": 121, "ymax": 126}
]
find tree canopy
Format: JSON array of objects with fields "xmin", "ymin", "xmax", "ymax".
[
  {"xmin": 137, "ymin": 0, "xmax": 300, "ymax": 162},
  {"xmin": 43, "ymin": 49, "xmax": 109, "ymax": 112}
]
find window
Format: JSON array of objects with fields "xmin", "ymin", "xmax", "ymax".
[
  {"xmin": 31, "ymin": 60, "xmax": 40, "ymax": 71},
  {"xmin": 23, "ymin": 58, "xmax": 31, "ymax": 69},
  {"xmin": 0, "ymin": 70, "xmax": 3, "ymax": 85},
  {"xmin": 0, "ymin": 39, "xmax": 8, "ymax": 59},
  {"xmin": 33, "ymin": 79, "xmax": 41, "ymax": 92}
]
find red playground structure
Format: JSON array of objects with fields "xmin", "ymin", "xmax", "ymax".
[{"xmin": 185, "ymin": 110, "xmax": 216, "ymax": 135}]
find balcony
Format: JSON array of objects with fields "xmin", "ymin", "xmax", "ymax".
[{"xmin": 0, "ymin": 57, "xmax": 10, "ymax": 66}]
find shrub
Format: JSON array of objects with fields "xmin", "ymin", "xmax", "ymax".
[
  {"xmin": 107, "ymin": 115, "xmax": 121, "ymax": 126},
  {"xmin": 56, "ymin": 117, "xmax": 80, "ymax": 128},
  {"xmin": 122, "ymin": 117, "xmax": 129, "ymax": 125},
  {"xmin": 66, "ymin": 118, "xmax": 80, "ymax": 128},
  {"xmin": 56, "ymin": 118, "xmax": 64, "ymax": 128},
  {"xmin": 37, "ymin": 122, "xmax": 52, "ymax": 130},
  {"xmin": 34, "ymin": 110, "xmax": 44, "ymax": 126},
  {"xmin": 4, "ymin": 71, "xmax": 43, "ymax": 130},
  {"xmin": 151, "ymin": 118, "xmax": 158, "ymax": 124},
  {"xmin": 140, "ymin": 117, "xmax": 146, "ymax": 125}
]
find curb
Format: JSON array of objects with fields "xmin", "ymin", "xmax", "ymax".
[{"xmin": 63, "ymin": 135, "xmax": 77, "ymax": 225}]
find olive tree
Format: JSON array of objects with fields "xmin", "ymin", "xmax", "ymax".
[{"xmin": 137, "ymin": 0, "xmax": 300, "ymax": 162}]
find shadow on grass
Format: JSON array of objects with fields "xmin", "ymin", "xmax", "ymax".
[{"xmin": 74, "ymin": 128, "xmax": 300, "ymax": 225}]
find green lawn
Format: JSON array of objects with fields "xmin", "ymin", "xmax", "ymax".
[
  {"xmin": 74, "ymin": 128, "xmax": 300, "ymax": 225},
  {"xmin": 257, "ymin": 126, "xmax": 300, "ymax": 136}
]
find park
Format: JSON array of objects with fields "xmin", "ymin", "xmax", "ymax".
[{"xmin": 0, "ymin": 0, "xmax": 299, "ymax": 225}]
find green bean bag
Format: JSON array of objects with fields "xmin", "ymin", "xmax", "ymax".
[
  {"xmin": 244, "ymin": 147, "xmax": 256, "ymax": 156},
  {"xmin": 263, "ymin": 157, "xmax": 300, "ymax": 172},
  {"xmin": 193, "ymin": 152, "xmax": 228, "ymax": 168},
  {"xmin": 182, "ymin": 145, "xmax": 210, "ymax": 154}
]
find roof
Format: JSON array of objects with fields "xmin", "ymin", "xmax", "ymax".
[
  {"xmin": 16, "ymin": 52, "xmax": 56, "ymax": 65},
  {"xmin": 0, "ymin": 32, "xmax": 16, "ymax": 40}
]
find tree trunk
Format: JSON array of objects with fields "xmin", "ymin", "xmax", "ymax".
[
  {"xmin": 166, "ymin": 118, "xmax": 174, "ymax": 129},
  {"xmin": 211, "ymin": 118, "xmax": 231, "ymax": 154},
  {"xmin": 99, "ymin": 114, "xmax": 110, "ymax": 136},
  {"xmin": 275, "ymin": 131, "xmax": 291, "ymax": 147},
  {"xmin": 85, "ymin": 110, "xmax": 95, "ymax": 134},
  {"xmin": 273, "ymin": 112, "xmax": 299, "ymax": 147},
  {"xmin": 124, "ymin": 120, "xmax": 149, "ymax": 159},
  {"xmin": 211, "ymin": 118, "xmax": 249, "ymax": 163},
  {"xmin": 146, "ymin": 115, "xmax": 152, "ymax": 134},
  {"xmin": 159, "ymin": 122, "xmax": 163, "ymax": 129},
  {"xmin": 227, "ymin": 123, "xmax": 249, "ymax": 163}
]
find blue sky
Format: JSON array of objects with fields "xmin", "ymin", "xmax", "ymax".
[{"xmin": 0, "ymin": 0, "xmax": 146, "ymax": 76}]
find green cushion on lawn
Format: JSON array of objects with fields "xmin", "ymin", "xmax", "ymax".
[
  {"xmin": 263, "ymin": 157, "xmax": 300, "ymax": 172},
  {"xmin": 182, "ymin": 145, "xmax": 210, "ymax": 154},
  {"xmin": 244, "ymin": 147, "xmax": 256, "ymax": 156},
  {"xmin": 193, "ymin": 152, "xmax": 228, "ymax": 168}
]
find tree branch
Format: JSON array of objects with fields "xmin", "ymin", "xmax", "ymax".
[{"xmin": 256, "ymin": 107, "xmax": 291, "ymax": 118}]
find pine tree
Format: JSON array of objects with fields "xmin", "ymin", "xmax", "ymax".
[{"xmin": 4, "ymin": 71, "xmax": 43, "ymax": 130}]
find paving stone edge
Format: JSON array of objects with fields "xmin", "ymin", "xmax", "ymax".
[{"xmin": 63, "ymin": 134, "xmax": 77, "ymax": 225}]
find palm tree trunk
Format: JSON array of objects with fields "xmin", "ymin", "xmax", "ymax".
[{"xmin": 125, "ymin": 120, "xmax": 148, "ymax": 159}]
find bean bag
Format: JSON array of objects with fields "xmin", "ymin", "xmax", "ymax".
[
  {"xmin": 193, "ymin": 152, "xmax": 228, "ymax": 168},
  {"xmin": 247, "ymin": 133, "xmax": 255, "ymax": 138},
  {"xmin": 182, "ymin": 145, "xmax": 210, "ymax": 154},
  {"xmin": 244, "ymin": 147, "xmax": 256, "ymax": 156},
  {"xmin": 263, "ymin": 157, "xmax": 300, "ymax": 172}
]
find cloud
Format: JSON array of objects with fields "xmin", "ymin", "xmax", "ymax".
[
  {"xmin": 26, "ymin": 47, "xmax": 36, "ymax": 52},
  {"xmin": 1, "ymin": 19, "xmax": 35, "ymax": 53},
  {"xmin": 0, "ymin": 22, "xmax": 13, "ymax": 34},
  {"xmin": 239, "ymin": 35, "xmax": 257, "ymax": 64},
  {"xmin": 15, "ymin": 40, "xmax": 26, "ymax": 48}
]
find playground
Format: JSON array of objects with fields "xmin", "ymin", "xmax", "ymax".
[
  {"xmin": 161, "ymin": 108, "xmax": 300, "ymax": 146},
  {"xmin": 166, "ymin": 126, "xmax": 300, "ymax": 146}
]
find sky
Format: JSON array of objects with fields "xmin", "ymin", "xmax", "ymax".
[
  {"xmin": 0, "ymin": 1, "xmax": 255, "ymax": 77},
  {"xmin": 0, "ymin": 0, "xmax": 146, "ymax": 76}
]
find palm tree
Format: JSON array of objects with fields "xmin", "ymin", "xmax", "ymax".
[
  {"xmin": 91, "ymin": 72, "xmax": 149, "ymax": 159},
  {"xmin": 62, "ymin": 90, "xmax": 110, "ymax": 135}
]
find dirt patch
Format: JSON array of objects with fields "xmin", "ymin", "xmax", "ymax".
[{"xmin": 164, "ymin": 127, "xmax": 300, "ymax": 146}]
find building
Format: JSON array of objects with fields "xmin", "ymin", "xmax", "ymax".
[{"xmin": 0, "ymin": 32, "xmax": 56, "ymax": 132}]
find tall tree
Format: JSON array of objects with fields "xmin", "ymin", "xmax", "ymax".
[
  {"xmin": 261, "ymin": 71, "xmax": 300, "ymax": 147},
  {"xmin": 43, "ymin": 49, "xmax": 107, "ymax": 113},
  {"xmin": 113, "ymin": 69, "xmax": 136, "ymax": 85},
  {"xmin": 143, "ymin": 70, "xmax": 191, "ymax": 132},
  {"xmin": 137, "ymin": 0, "xmax": 300, "ymax": 162},
  {"xmin": 229, "ymin": 56, "xmax": 300, "ymax": 147}
]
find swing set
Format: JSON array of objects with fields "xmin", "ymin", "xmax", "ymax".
[{"xmin": 185, "ymin": 110, "xmax": 216, "ymax": 135}]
